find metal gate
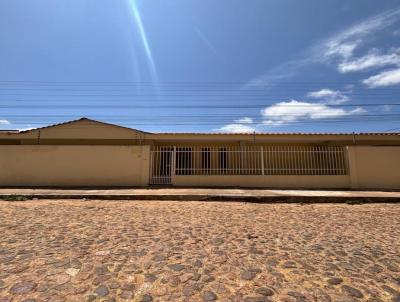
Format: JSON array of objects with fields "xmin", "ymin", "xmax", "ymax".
[
  {"xmin": 149, "ymin": 147, "xmax": 174, "ymax": 185},
  {"xmin": 150, "ymin": 145, "xmax": 348, "ymax": 185}
]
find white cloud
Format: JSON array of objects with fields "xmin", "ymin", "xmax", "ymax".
[
  {"xmin": 0, "ymin": 119, "xmax": 10, "ymax": 125},
  {"xmin": 234, "ymin": 117, "xmax": 253, "ymax": 124},
  {"xmin": 220, "ymin": 100, "xmax": 366, "ymax": 130},
  {"xmin": 338, "ymin": 48, "xmax": 400, "ymax": 73},
  {"xmin": 17, "ymin": 127, "xmax": 35, "ymax": 131},
  {"xmin": 307, "ymin": 88, "xmax": 349, "ymax": 104},
  {"xmin": 363, "ymin": 68, "xmax": 400, "ymax": 87},
  {"xmin": 219, "ymin": 117, "xmax": 255, "ymax": 133},
  {"xmin": 261, "ymin": 100, "xmax": 365, "ymax": 126},
  {"xmin": 218, "ymin": 123, "xmax": 255, "ymax": 133},
  {"xmin": 308, "ymin": 88, "xmax": 339, "ymax": 98},
  {"xmin": 319, "ymin": 8, "xmax": 400, "ymax": 62}
]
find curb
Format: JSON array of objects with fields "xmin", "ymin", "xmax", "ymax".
[{"xmin": 1, "ymin": 194, "xmax": 400, "ymax": 203}]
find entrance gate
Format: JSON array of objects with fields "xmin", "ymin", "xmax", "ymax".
[
  {"xmin": 149, "ymin": 147, "xmax": 174, "ymax": 185},
  {"xmin": 149, "ymin": 145, "xmax": 348, "ymax": 185}
]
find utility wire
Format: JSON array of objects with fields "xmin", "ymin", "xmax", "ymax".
[{"xmin": 1, "ymin": 103, "xmax": 400, "ymax": 108}]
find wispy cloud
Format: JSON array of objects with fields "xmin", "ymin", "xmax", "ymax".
[
  {"xmin": 363, "ymin": 68, "xmax": 400, "ymax": 87},
  {"xmin": 261, "ymin": 100, "xmax": 365, "ymax": 126},
  {"xmin": 307, "ymin": 88, "xmax": 350, "ymax": 104},
  {"xmin": 244, "ymin": 59, "xmax": 310, "ymax": 88},
  {"xmin": 246, "ymin": 7, "xmax": 400, "ymax": 87},
  {"xmin": 323, "ymin": 43, "xmax": 359, "ymax": 61},
  {"xmin": 338, "ymin": 48, "xmax": 400, "ymax": 73},
  {"xmin": 323, "ymin": 10, "xmax": 400, "ymax": 88},
  {"xmin": 382, "ymin": 104, "xmax": 393, "ymax": 112},
  {"xmin": 195, "ymin": 27, "xmax": 219, "ymax": 56},
  {"xmin": 234, "ymin": 117, "xmax": 253, "ymax": 124},
  {"xmin": 318, "ymin": 7, "xmax": 400, "ymax": 63}
]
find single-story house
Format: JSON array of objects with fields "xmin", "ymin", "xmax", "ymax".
[{"xmin": 1, "ymin": 117, "xmax": 399, "ymax": 189}]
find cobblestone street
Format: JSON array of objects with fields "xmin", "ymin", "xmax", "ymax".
[{"xmin": 0, "ymin": 200, "xmax": 399, "ymax": 302}]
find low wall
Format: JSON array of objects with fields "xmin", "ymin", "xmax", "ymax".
[
  {"xmin": 348, "ymin": 146, "xmax": 400, "ymax": 189},
  {"xmin": 173, "ymin": 175, "xmax": 350, "ymax": 189},
  {"xmin": 0, "ymin": 145, "xmax": 150, "ymax": 187}
]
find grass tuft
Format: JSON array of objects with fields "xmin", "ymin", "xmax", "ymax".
[
  {"xmin": 3, "ymin": 195, "xmax": 33, "ymax": 202},
  {"xmin": 345, "ymin": 199, "xmax": 363, "ymax": 205}
]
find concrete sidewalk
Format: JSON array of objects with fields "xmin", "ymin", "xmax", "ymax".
[{"xmin": 0, "ymin": 188, "xmax": 400, "ymax": 202}]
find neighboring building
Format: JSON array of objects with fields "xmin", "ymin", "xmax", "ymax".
[{"xmin": 0, "ymin": 117, "xmax": 399, "ymax": 189}]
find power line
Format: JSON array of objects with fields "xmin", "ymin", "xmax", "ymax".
[
  {"xmin": 1, "ymin": 103, "xmax": 400, "ymax": 108},
  {"xmin": 0, "ymin": 81, "xmax": 399, "ymax": 90},
  {"xmin": 5, "ymin": 116, "xmax": 399, "ymax": 125},
  {"xmin": 0, "ymin": 86, "xmax": 400, "ymax": 91},
  {"xmin": 4, "ymin": 112, "xmax": 400, "ymax": 117},
  {"xmin": 0, "ymin": 80, "xmax": 376, "ymax": 84},
  {"xmin": 1, "ymin": 93, "xmax": 400, "ymax": 98}
]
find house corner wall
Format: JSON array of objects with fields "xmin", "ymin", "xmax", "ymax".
[{"xmin": 347, "ymin": 146, "xmax": 400, "ymax": 190}]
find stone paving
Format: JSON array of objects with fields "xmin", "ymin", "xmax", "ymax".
[{"xmin": 0, "ymin": 200, "xmax": 399, "ymax": 302}]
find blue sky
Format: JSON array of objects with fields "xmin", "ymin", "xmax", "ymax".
[{"xmin": 1, "ymin": 0, "xmax": 400, "ymax": 133}]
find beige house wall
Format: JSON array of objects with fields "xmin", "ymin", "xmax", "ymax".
[
  {"xmin": 348, "ymin": 146, "xmax": 400, "ymax": 189},
  {"xmin": 0, "ymin": 145, "xmax": 150, "ymax": 187},
  {"xmin": 173, "ymin": 175, "xmax": 350, "ymax": 189},
  {"xmin": 1, "ymin": 145, "xmax": 399, "ymax": 189}
]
